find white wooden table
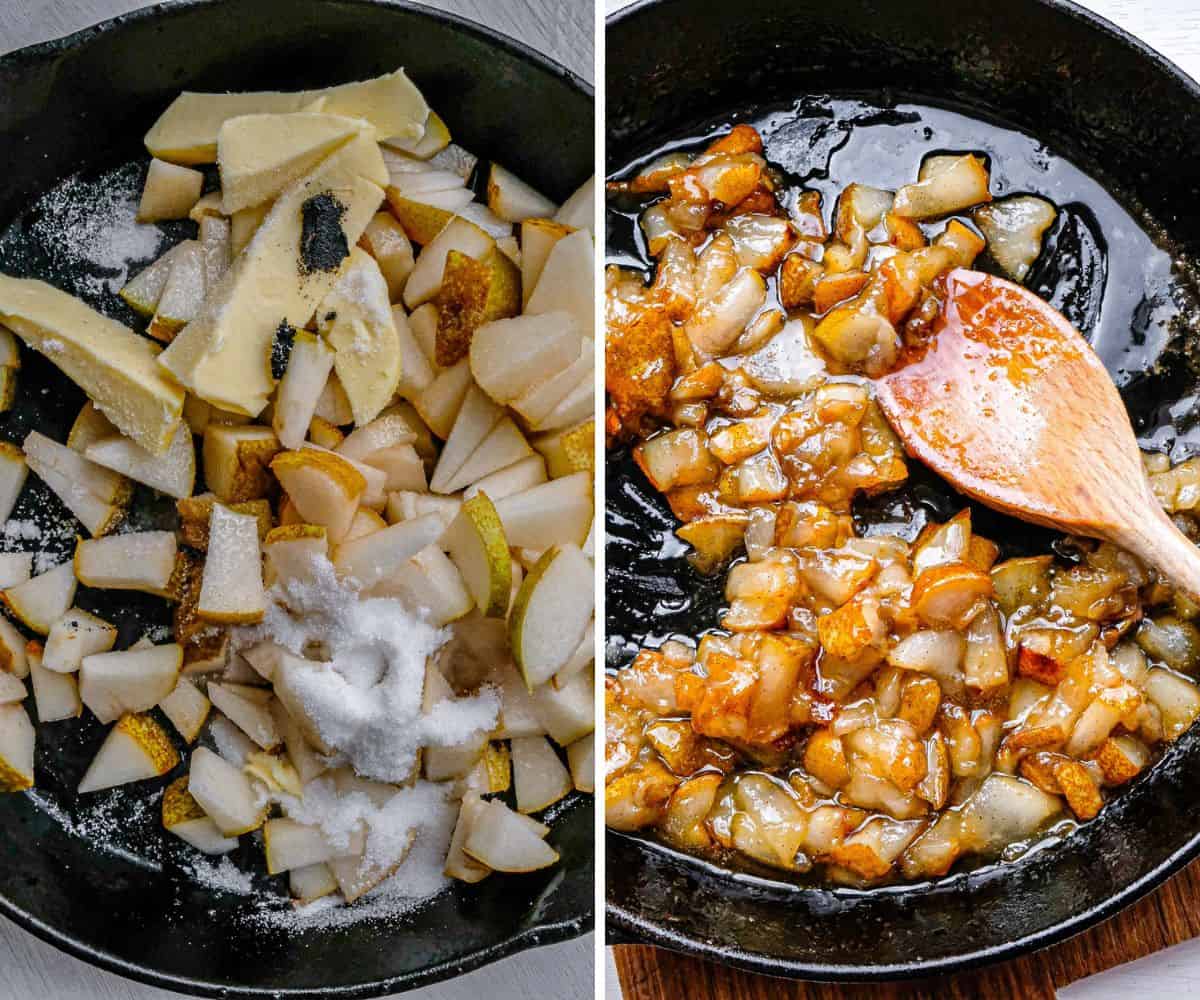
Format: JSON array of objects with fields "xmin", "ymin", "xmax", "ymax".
[
  {"xmin": 602, "ymin": 0, "xmax": 1200, "ymax": 998},
  {"xmin": 0, "ymin": 2, "xmax": 594, "ymax": 998}
]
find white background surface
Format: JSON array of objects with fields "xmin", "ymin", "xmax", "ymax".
[
  {"xmin": 601, "ymin": 0, "xmax": 1200, "ymax": 999},
  {"xmin": 0, "ymin": 1, "xmax": 594, "ymax": 999}
]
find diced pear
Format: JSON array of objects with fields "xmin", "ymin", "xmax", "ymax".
[
  {"xmin": 0, "ymin": 702, "xmax": 34, "ymax": 791},
  {"xmin": 463, "ymin": 798, "xmax": 557, "ymax": 872},
  {"xmin": 176, "ymin": 494, "xmax": 272, "ymax": 550},
  {"xmin": 421, "ymin": 663, "xmax": 488, "ymax": 781},
  {"xmin": 137, "ymin": 158, "xmax": 204, "ymax": 222},
  {"xmin": 0, "ymin": 276, "xmax": 184, "ymax": 453},
  {"xmin": 469, "ymin": 311, "xmax": 582, "ymax": 404},
  {"xmin": 28, "ymin": 643, "xmax": 81, "ymax": 721},
  {"xmin": 74, "ymin": 531, "xmax": 178, "ymax": 596},
  {"xmin": 566, "ymin": 733, "xmax": 594, "ymax": 793},
  {"xmin": 333, "ymin": 513, "xmax": 443, "ymax": 590},
  {"xmin": 304, "ymin": 442, "xmax": 386, "ymax": 509},
  {"xmin": 317, "ymin": 247, "xmax": 401, "ymax": 426},
  {"xmin": 385, "ymin": 490, "xmax": 461, "ymax": 529},
  {"xmin": 430, "ymin": 385, "xmax": 503, "ymax": 493},
  {"xmin": 264, "ymin": 524, "xmax": 328, "ymax": 586},
  {"xmin": 189, "ymin": 191, "xmax": 223, "ymax": 222},
  {"xmin": 509, "ymin": 544, "xmax": 594, "ymax": 688},
  {"xmin": 198, "ymin": 505, "xmax": 266, "ymax": 624},
  {"xmin": 162, "ymin": 776, "xmax": 237, "ymax": 854},
  {"xmin": 0, "ymin": 366, "xmax": 15, "ymax": 412},
  {"xmin": 80, "ymin": 643, "xmax": 182, "ymax": 724},
  {"xmin": 182, "ymin": 395, "xmax": 212, "ymax": 436},
  {"xmin": 511, "ymin": 347, "xmax": 592, "ymax": 428},
  {"xmin": 403, "ymin": 218, "xmax": 495, "ymax": 310},
  {"xmin": 27, "ymin": 459, "xmax": 124, "ymax": 537},
  {"xmin": 530, "ymin": 664, "xmax": 594, "ymax": 746},
  {"xmin": 218, "ymin": 111, "xmax": 365, "ymax": 214},
  {"xmin": 199, "ymin": 215, "xmax": 232, "ymax": 288},
  {"xmin": 24, "ymin": 431, "xmax": 130, "ymax": 505},
  {"xmin": 390, "ymin": 306, "xmax": 435, "ymax": 400},
  {"xmin": 66, "ymin": 404, "xmax": 117, "ymax": 455},
  {"xmin": 0, "ymin": 616, "xmax": 28, "ymax": 679},
  {"xmin": 209, "ymin": 682, "xmax": 278, "ymax": 751},
  {"xmin": 85, "ymin": 423, "xmax": 196, "ymax": 499},
  {"xmin": 271, "ymin": 449, "xmax": 364, "ymax": 543},
  {"xmin": 533, "ymin": 419, "xmax": 594, "ymax": 479},
  {"xmin": 314, "ymin": 373, "xmax": 355, "ymax": 425},
  {"xmin": 433, "ymin": 249, "xmax": 520, "ymax": 367},
  {"xmin": 78, "ymin": 712, "xmax": 179, "ymax": 794},
  {"xmin": 119, "ymin": 241, "xmax": 193, "ymax": 317},
  {"xmin": 270, "ymin": 698, "xmax": 327, "ymax": 784},
  {"xmin": 384, "ymin": 110, "xmax": 451, "ymax": 160},
  {"xmin": 271, "ymin": 653, "xmax": 335, "ymax": 754},
  {"xmin": 490, "ymin": 661, "xmax": 547, "ymax": 740},
  {"xmin": 273, "ymin": 331, "xmax": 335, "ymax": 450},
  {"xmin": 289, "ymin": 862, "xmax": 339, "ymax": 902},
  {"xmin": 488, "ymin": 164, "xmax": 556, "ymax": 223},
  {"xmin": 0, "ymin": 441, "xmax": 26, "ymax": 524},
  {"xmin": 444, "ymin": 793, "xmax": 492, "ymax": 883},
  {"xmin": 408, "ymin": 302, "xmax": 440, "ymax": 367},
  {"xmin": 263, "ymin": 817, "xmax": 344, "ymax": 874},
  {"xmin": 230, "ymin": 201, "xmax": 270, "ymax": 255},
  {"xmin": 0, "ymin": 554, "xmax": 29, "ymax": 594},
  {"xmin": 525, "ymin": 228, "xmax": 594, "ymax": 339},
  {"xmin": 511, "ymin": 735, "xmax": 572, "ymax": 813},
  {"xmin": 308, "ymin": 416, "xmax": 344, "ymax": 449},
  {"xmin": 0, "ymin": 670, "xmax": 25, "ymax": 704},
  {"xmin": 387, "ymin": 545, "xmax": 473, "ymax": 626},
  {"xmin": 145, "ymin": 69, "xmax": 427, "ymax": 164},
  {"xmin": 554, "ymin": 176, "xmax": 595, "ymax": 234},
  {"xmin": 464, "ymin": 454, "xmax": 547, "ymax": 502},
  {"xmin": 148, "ymin": 241, "xmax": 206, "ymax": 342},
  {"xmin": 328, "ymin": 840, "xmax": 411, "ymax": 904},
  {"xmin": 42, "ymin": 608, "xmax": 117, "ymax": 673},
  {"xmin": 444, "ymin": 418, "xmax": 532, "ymax": 494},
  {"xmin": 158, "ymin": 134, "xmax": 387, "ymax": 416},
  {"xmin": 363, "ymin": 444, "xmax": 426, "ymax": 492},
  {"xmin": 202, "ymin": 424, "xmax": 280, "ymax": 502},
  {"xmin": 337, "ymin": 413, "xmax": 417, "ymax": 461},
  {"xmin": 361, "ymin": 212, "xmax": 415, "ymax": 300},
  {"xmin": 444, "ymin": 492, "xmax": 510, "ymax": 617},
  {"xmin": 385, "ymin": 192, "xmax": 456, "ymax": 247},
  {"xmin": 493, "ymin": 472, "xmax": 592, "ymax": 549},
  {"xmin": 413, "ymin": 358, "xmax": 472, "ymax": 439},
  {"xmin": 3, "ymin": 563, "xmax": 77, "ymax": 636},
  {"xmin": 556, "ymin": 620, "xmax": 595, "ymax": 682},
  {"xmin": 157, "ymin": 676, "xmax": 210, "ymax": 743},
  {"xmin": 388, "ymin": 169, "xmax": 466, "ymax": 198},
  {"xmin": 187, "ymin": 745, "xmax": 266, "ymax": 836}
]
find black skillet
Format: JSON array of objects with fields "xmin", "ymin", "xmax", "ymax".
[
  {"xmin": 606, "ymin": 0, "xmax": 1200, "ymax": 981},
  {"xmin": 0, "ymin": 1, "xmax": 593, "ymax": 995}
]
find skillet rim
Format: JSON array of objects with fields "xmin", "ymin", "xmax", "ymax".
[
  {"xmin": 604, "ymin": 0, "xmax": 1200, "ymax": 981},
  {"xmin": 0, "ymin": 0, "xmax": 593, "ymax": 996}
]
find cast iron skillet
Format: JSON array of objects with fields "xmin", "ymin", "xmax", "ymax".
[
  {"xmin": 0, "ymin": 1, "xmax": 593, "ymax": 996},
  {"xmin": 606, "ymin": 0, "xmax": 1200, "ymax": 981}
]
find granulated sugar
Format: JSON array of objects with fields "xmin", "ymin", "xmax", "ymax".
[
  {"xmin": 28, "ymin": 162, "xmax": 163, "ymax": 298},
  {"xmin": 185, "ymin": 856, "xmax": 256, "ymax": 896}
]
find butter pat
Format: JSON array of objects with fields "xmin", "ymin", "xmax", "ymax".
[
  {"xmin": 145, "ymin": 69, "xmax": 429, "ymax": 164},
  {"xmin": 0, "ymin": 276, "xmax": 184, "ymax": 454},
  {"xmin": 158, "ymin": 134, "xmax": 387, "ymax": 416},
  {"xmin": 218, "ymin": 112, "xmax": 369, "ymax": 214}
]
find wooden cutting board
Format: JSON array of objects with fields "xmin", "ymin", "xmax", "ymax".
[{"xmin": 612, "ymin": 857, "xmax": 1200, "ymax": 999}]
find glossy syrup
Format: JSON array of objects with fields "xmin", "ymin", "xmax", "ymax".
[{"xmin": 606, "ymin": 93, "xmax": 1200, "ymax": 671}]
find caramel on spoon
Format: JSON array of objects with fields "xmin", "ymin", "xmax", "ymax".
[{"xmin": 874, "ymin": 267, "xmax": 1200, "ymax": 601}]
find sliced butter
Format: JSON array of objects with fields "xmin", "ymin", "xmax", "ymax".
[
  {"xmin": 0, "ymin": 275, "xmax": 184, "ymax": 454},
  {"xmin": 145, "ymin": 69, "xmax": 428, "ymax": 165},
  {"xmin": 158, "ymin": 134, "xmax": 387, "ymax": 417}
]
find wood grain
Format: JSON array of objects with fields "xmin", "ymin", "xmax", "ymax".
[{"xmin": 613, "ymin": 856, "xmax": 1200, "ymax": 999}]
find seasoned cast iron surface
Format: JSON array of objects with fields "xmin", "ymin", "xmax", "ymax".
[{"xmin": 0, "ymin": 1, "xmax": 593, "ymax": 997}]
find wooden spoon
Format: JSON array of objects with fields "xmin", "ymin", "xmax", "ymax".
[{"xmin": 874, "ymin": 267, "xmax": 1200, "ymax": 600}]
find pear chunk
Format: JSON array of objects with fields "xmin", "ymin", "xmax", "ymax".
[
  {"xmin": 157, "ymin": 676, "xmax": 210, "ymax": 743},
  {"xmin": 198, "ymin": 505, "xmax": 267, "ymax": 624},
  {"xmin": 67, "ymin": 403, "xmax": 119, "ymax": 453},
  {"xmin": 148, "ymin": 240, "xmax": 206, "ymax": 342},
  {"xmin": 530, "ymin": 664, "xmax": 594, "ymax": 746},
  {"xmin": 465, "ymin": 454, "xmax": 547, "ymax": 502},
  {"xmin": 0, "ymin": 702, "xmax": 34, "ymax": 791},
  {"xmin": 387, "ymin": 545, "xmax": 473, "ymax": 626},
  {"xmin": 42, "ymin": 608, "xmax": 117, "ymax": 673},
  {"xmin": 24, "ymin": 430, "xmax": 130, "ymax": 505},
  {"xmin": 337, "ymin": 413, "xmax": 418, "ymax": 461},
  {"xmin": 0, "ymin": 441, "xmax": 26, "ymax": 524},
  {"xmin": 0, "ymin": 616, "xmax": 28, "ymax": 678},
  {"xmin": 566, "ymin": 734, "xmax": 593, "ymax": 793},
  {"xmin": 317, "ymin": 248, "xmax": 401, "ymax": 426},
  {"xmin": 333, "ymin": 513, "xmax": 443, "ymax": 590},
  {"xmin": 493, "ymin": 472, "xmax": 592, "ymax": 549},
  {"xmin": 511, "ymin": 735, "xmax": 572, "ymax": 813},
  {"xmin": 0, "ymin": 553, "xmax": 31, "ymax": 591},
  {"xmin": 0, "ymin": 275, "xmax": 185, "ymax": 454},
  {"xmin": 119, "ymin": 240, "xmax": 192, "ymax": 318},
  {"xmin": 187, "ymin": 746, "xmax": 266, "ymax": 836},
  {"xmin": 413, "ymin": 358, "xmax": 472, "ymax": 440},
  {"xmin": 463, "ymin": 798, "xmax": 558, "ymax": 872},
  {"xmin": 519, "ymin": 218, "xmax": 572, "ymax": 306},
  {"xmin": 444, "ymin": 418, "xmax": 532, "ymax": 494},
  {"xmin": 218, "ymin": 111, "xmax": 365, "ymax": 214},
  {"xmin": 534, "ymin": 420, "xmax": 594, "ymax": 479},
  {"xmin": 28, "ymin": 645, "xmax": 82, "ymax": 722},
  {"xmin": 80, "ymin": 644, "xmax": 183, "ymax": 724},
  {"xmin": 85, "ymin": 422, "xmax": 196, "ymax": 499},
  {"xmin": 3, "ymin": 563, "xmax": 78, "ymax": 636},
  {"xmin": 74, "ymin": 531, "xmax": 178, "ymax": 596},
  {"xmin": 202, "ymin": 424, "xmax": 280, "ymax": 502},
  {"xmin": 273, "ymin": 331, "xmax": 335, "ymax": 450},
  {"xmin": 264, "ymin": 524, "xmax": 328, "ymax": 586},
  {"xmin": 433, "ymin": 249, "xmax": 520, "ymax": 366},
  {"xmin": 524, "ymin": 228, "xmax": 594, "ymax": 340},
  {"xmin": 271, "ymin": 449, "xmax": 364, "ymax": 543},
  {"xmin": 509, "ymin": 544, "xmax": 594, "ymax": 689},
  {"xmin": 361, "ymin": 212, "xmax": 416, "ymax": 300},
  {"xmin": 430, "ymin": 385, "xmax": 503, "ymax": 493},
  {"xmin": 263, "ymin": 817, "xmax": 345, "ymax": 874},
  {"xmin": 403, "ymin": 218, "xmax": 495, "ymax": 310},
  {"xmin": 554, "ymin": 176, "xmax": 595, "ymax": 234},
  {"xmin": 289, "ymin": 862, "xmax": 339, "ymax": 902},
  {"xmin": 444, "ymin": 492, "xmax": 511, "ymax": 617},
  {"xmin": 444, "ymin": 794, "xmax": 492, "ymax": 883},
  {"xmin": 208, "ymin": 682, "xmax": 279, "ymax": 750},
  {"xmin": 469, "ymin": 311, "xmax": 582, "ymax": 404},
  {"xmin": 78, "ymin": 713, "xmax": 180, "ymax": 794},
  {"xmin": 0, "ymin": 670, "xmax": 25, "ymax": 705},
  {"xmin": 162, "ymin": 776, "xmax": 237, "ymax": 854},
  {"xmin": 487, "ymin": 164, "xmax": 556, "ymax": 223},
  {"xmin": 137, "ymin": 159, "xmax": 204, "ymax": 222}
]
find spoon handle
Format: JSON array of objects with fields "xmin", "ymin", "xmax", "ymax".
[{"xmin": 1111, "ymin": 501, "xmax": 1200, "ymax": 604}]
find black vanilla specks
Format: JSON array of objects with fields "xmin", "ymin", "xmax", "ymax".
[
  {"xmin": 271, "ymin": 321, "xmax": 296, "ymax": 380},
  {"xmin": 299, "ymin": 192, "xmax": 349, "ymax": 275}
]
